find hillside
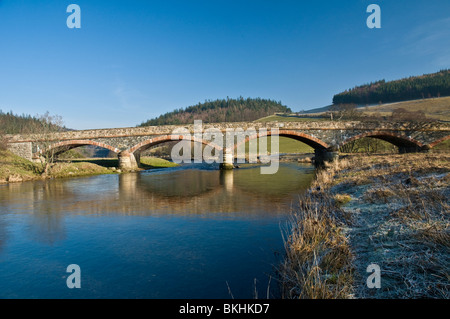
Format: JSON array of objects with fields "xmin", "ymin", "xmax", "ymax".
[
  {"xmin": 332, "ymin": 69, "xmax": 450, "ymax": 105},
  {"xmin": 138, "ymin": 97, "xmax": 291, "ymax": 126},
  {"xmin": 0, "ymin": 110, "xmax": 66, "ymax": 134},
  {"xmin": 286, "ymin": 96, "xmax": 450, "ymax": 122},
  {"xmin": 361, "ymin": 96, "xmax": 450, "ymax": 122}
]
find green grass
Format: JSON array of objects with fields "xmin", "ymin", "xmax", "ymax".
[
  {"xmin": 0, "ymin": 151, "xmax": 179, "ymax": 183},
  {"xmin": 0, "ymin": 151, "xmax": 116, "ymax": 182},
  {"xmin": 244, "ymin": 136, "xmax": 314, "ymax": 154},
  {"xmin": 432, "ymin": 138, "xmax": 450, "ymax": 151},
  {"xmin": 339, "ymin": 137, "xmax": 398, "ymax": 154},
  {"xmin": 48, "ymin": 162, "xmax": 115, "ymax": 178},
  {"xmin": 63, "ymin": 158, "xmax": 119, "ymax": 167},
  {"xmin": 63, "ymin": 156, "xmax": 179, "ymax": 169},
  {"xmin": 139, "ymin": 156, "xmax": 179, "ymax": 169},
  {"xmin": 0, "ymin": 150, "xmax": 40, "ymax": 181}
]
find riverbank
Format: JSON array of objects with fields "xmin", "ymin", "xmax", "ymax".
[
  {"xmin": 279, "ymin": 152, "xmax": 449, "ymax": 299},
  {"xmin": 0, "ymin": 150, "xmax": 177, "ymax": 183}
]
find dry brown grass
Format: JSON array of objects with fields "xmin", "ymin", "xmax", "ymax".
[
  {"xmin": 281, "ymin": 152, "xmax": 450, "ymax": 299},
  {"xmin": 278, "ymin": 193, "xmax": 354, "ymax": 299},
  {"xmin": 0, "ymin": 134, "xmax": 8, "ymax": 151},
  {"xmin": 327, "ymin": 153, "xmax": 450, "ymax": 188},
  {"xmin": 338, "ymin": 153, "xmax": 449, "ymax": 298},
  {"xmin": 362, "ymin": 96, "xmax": 450, "ymax": 121},
  {"xmin": 363, "ymin": 187, "xmax": 397, "ymax": 203}
]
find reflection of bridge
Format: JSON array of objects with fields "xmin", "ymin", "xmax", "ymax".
[
  {"xmin": 6, "ymin": 121, "xmax": 450, "ymax": 170},
  {"xmin": 0, "ymin": 167, "xmax": 312, "ymax": 221}
]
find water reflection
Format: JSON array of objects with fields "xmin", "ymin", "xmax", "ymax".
[
  {"xmin": 0, "ymin": 163, "xmax": 315, "ymax": 243},
  {"xmin": 0, "ymin": 163, "xmax": 315, "ymax": 298}
]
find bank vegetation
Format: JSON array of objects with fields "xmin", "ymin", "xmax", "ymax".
[{"xmin": 279, "ymin": 152, "xmax": 450, "ymax": 299}]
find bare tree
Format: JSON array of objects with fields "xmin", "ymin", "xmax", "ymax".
[
  {"xmin": 330, "ymin": 104, "xmax": 360, "ymax": 120},
  {"xmin": 0, "ymin": 130, "xmax": 8, "ymax": 151},
  {"xmin": 29, "ymin": 112, "xmax": 66, "ymax": 176}
]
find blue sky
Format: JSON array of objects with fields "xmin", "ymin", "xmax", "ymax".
[{"xmin": 0, "ymin": 0, "xmax": 449, "ymax": 129}]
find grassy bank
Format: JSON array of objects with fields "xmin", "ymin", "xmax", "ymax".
[
  {"xmin": 140, "ymin": 156, "xmax": 179, "ymax": 169},
  {"xmin": 0, "ymin": 151, "xmax": 178, "ymax": 183},
  {"xmin": 279, "ymin": 153, "xmax": 450, "ymax": 298},
  {"xmin": 0, "ymin": 150, "xmax": 116, "ymax": 183},
  {"xmin": 0, "ymin": 150, "xmax": 41, "ymax": 182}
]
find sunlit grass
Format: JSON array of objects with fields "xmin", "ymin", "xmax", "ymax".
[
  {"xmin": 140, "ymin": 156, "xmax": 179, "ymax": 169},
  {"xmin": 0, "ymin": 150, "xmax": 40, "ymax": 181},
  {"xmin": 244, "ymin": 136, "xmax": 314, "ymax": 154},
  {"xmin": 362, "ymin": 96, "xmax": 450, "ymax": 121}
]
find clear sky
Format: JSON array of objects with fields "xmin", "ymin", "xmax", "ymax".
[{"xmin": 0, "ymin": 0, "xmax": 449, "ymax": 129}]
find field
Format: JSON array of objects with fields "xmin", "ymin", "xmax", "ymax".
[
  {"xmin": 257, "ymin": 96, "xmax": 450, "ymax": 122},
  {"xmin": 362, "ymin": 96, "xmax": 450, "ymax": 121},
  {"xmin": 244, "ymin": 136, "xmax": 314, "ymax": 154}
]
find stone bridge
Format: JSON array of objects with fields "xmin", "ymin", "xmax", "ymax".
[{"xmin": 6, "ymin": 120, "xmax": 450, "ymax": 170}]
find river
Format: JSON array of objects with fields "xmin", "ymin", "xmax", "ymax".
[{"xmin": 0, "ymin": 162, "xmax": 315, "ymax": 298}]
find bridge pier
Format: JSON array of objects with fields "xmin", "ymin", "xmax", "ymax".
[
  {"xmin": 133, "ymin": 151, "xmax": 141, "ymax": 168},
  {"xmin": 219, "ymin": 149, "xmax": 234, "ymax": 170},
  {"xmin": 118, "ymin": 151, "xmax": 139, "ymax": 171}
]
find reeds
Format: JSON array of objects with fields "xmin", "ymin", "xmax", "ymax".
[{"xmin": 278, "ymin": 193, "xmax": 354, "ymax": 299}]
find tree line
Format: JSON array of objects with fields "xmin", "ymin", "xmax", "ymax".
[
  {"xmin": 332, "ymin": 69, "xmax": 450, "ymax": 105},
  {"xmin": 138, "ymin": 97, "xmax": 292, "ymax": 126},
  {"xmin": 0, "ymin": 110, "xmax": 65, "ymax": 134}
]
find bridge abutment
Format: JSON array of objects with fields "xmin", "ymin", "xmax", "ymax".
[{"xmin": 7, "ymin": 142, "xmax": 33, "ymax": 161}]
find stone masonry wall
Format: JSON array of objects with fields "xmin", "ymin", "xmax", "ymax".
[{"xmin": 4, "ymin": 120, "xmax": 450, "ymax": 160}]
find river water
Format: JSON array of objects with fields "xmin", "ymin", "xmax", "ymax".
[{"xmin": 0, "ymin": 162, "xmax": 314, "ymax": 298}]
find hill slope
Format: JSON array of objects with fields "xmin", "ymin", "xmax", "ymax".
[
  {"xmin": 289, "ymin": 96, "xmax": 450, "ymax": 122},
  {"xmin": 138, "ymin": 97, "xmax": 291, "ymax": 126},
  {"xmin": 333, "ymin": 69, "xmax": 450, "ymax": 105},
  {"xmin": 361, "ymin": 96, "xmax": 450, "ymax": 121}
]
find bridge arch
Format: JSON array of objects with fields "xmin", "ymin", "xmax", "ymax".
[
  {"xmin": 35, "ymin": 140, "xmax": 120, "ymax": 158},
  {"xmin": 233, "ymin": 130, "xmax": 329, "ymax": 151},
  {"xmin": 427, "ymin": 135, "xmax": 450, "ymax": 149},
  {"xmin": 128, "ymin": 134, "xmax": 224, "ymax": 154},
  {"xmin": 340, "ymin": 131, "xmax": 423, "ymax": 152}
]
